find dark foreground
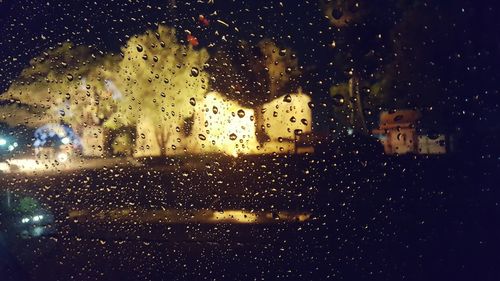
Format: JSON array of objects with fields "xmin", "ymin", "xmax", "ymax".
[{"xmin": 0, "ymin": 153, "xmax": 499, "ymax": 281}]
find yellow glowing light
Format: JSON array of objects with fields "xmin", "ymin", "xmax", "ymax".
[
  {"xmin": 7, "ymin": 159, "xmax": 43, "ymax": 171},
  {"xmin": 210, "ymin": 210, "xmax": 258, "ymax": 223},
  {"xmin": 134, "ymin": 91, "xmax": 313, "ymax": 157},
  {"xmin": 0, "ymin": 162, "xmax": 10, "ymax": 172},
  {"xmin": 57, "ymin": 152, "xmax": 69, "ymax": 162}
]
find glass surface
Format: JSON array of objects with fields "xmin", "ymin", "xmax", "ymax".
[{"xmin": 0, "ymin": 1, "xmax": 498, "ymax": 280}]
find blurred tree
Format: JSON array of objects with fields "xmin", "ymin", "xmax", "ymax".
[
  {"xmin": 106, "ymin": 25, "xmax": 210, "ymax": 155},
  {"xmin": 1, "ymin": 42, "xmax": 119, "ymax": 130},
  {"xmin": 321, "ymin": 0, "xmax": 396, "ymax": 134},
  {"xmin": 208, "ymin": 39, "xmax": 301, "ymax": 144},
  {"xmin": 325, "ymin": 0, "xmax": 484, "ymax": 135}
]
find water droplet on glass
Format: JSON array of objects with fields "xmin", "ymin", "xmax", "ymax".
[
  {"xmin": 394, "ymin": 115, "xmax": 404, "ymax": 122},
  {"xmin": 66, "ymin": 74, "xmax": 73, "ymax": 81},
  {"xmin": 229, "ymin": 133, "xmax": 237, "ymax": 140},
  {"xmin": 290, "ymin": 116, "xmax": 296, "ymax": 123},
  {"xmin": 332, "ymin": 8, "xmax": 343, "ymax": 20},
  {"xmin": 191, "ymin": 67, "xmax": 199, "ymax": 77},
  {"xmin": 332, "ymin": 94, "xmax": 345, "ymax": 106},
  {"xmin": 140, "ymin": 133, "xmax": 146, "ymax": 139},
  {"xmin": 212, "ymin": 106, "xmax": 218, "ymax": 114},
  {"xmin": 237, "ymin": 109, "xmax": 245, "ymax": 118},
  {"xmin": 279, "ymin": 49, "xmax": 286, "ymax": 56},
  {"xmin": 189, "ymin": 97, "xmax": 196, "ymax": 106},
  {"xmin": 153, "ymin": 56, "xmax": 158, "ymax": 62},
  {"xmin": 198, "ymin": 134, "xmax": 206, "ymax": 141},
  {"xmin": 301, "ymin": 118, "xmax": 308, "ymax": 125},
  {"xmin": 136, "ymin": 44, "xmax": 143, "ymax": 52},
  {"xmin": 283, "ymin": 94, "xmax": 292, "ymax": 103}
]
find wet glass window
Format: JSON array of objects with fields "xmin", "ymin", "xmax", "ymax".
[{"xmin": 0, "ymin": 0, "xmax": 498, "ymax": 280}]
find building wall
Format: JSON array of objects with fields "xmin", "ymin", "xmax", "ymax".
[
  {"xmin": 381, "ymin": 128, "xmax": 417, "ymax": 155},
  {"xmin": 134, "ymin": 91, "xmax": 313, "ymax": 157},
  {"xmin": 260, "ymin": 92, "xmax": 313, "ymax": 154},
  {"xmin": 418, "ymin": 135, "xmax": 446, "ymax": 154}
]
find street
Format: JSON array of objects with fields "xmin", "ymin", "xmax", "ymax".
[{"xmin": 1, "ymin": 153, "xmax": 499, "ymax": 280}]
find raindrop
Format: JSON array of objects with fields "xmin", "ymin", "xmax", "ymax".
[
  {"xmin": 136, "ymin": 44, "xmax": 143, "ymax": 52},
  {"xmin": 212, "ymin": 106, "xmax": 218, "ymax": 114},
  {"xmin": 189, "ymin": 98, "xmax": 196, "ymax": 106},
  {"xmin": 229, "ymin": 133, "xmax": 237, "ymax": 140},
  {"xmin": 140, "ymin": 133, "xmax": 146, "ymax": 139},
  {"xmin": 332, "ymin": 94, "xmax": 345, "ymax": 106},
  {"xmin": 279, "ymin": 49, "xmax": 286, "ymax": 56},
  {"xmin": 283, "ymin": 94, "xmax": 292, "ymax": 103},
  {"xmin": 301, "ymin": 118, "xmax": 308, "ymax": 125},
  {"xmin": 394, "ymin": 115, "xmax": 404, "ymax": 122},
  {"xmin": 142, "ymin": 54, "xmax": 148, "ymax": 60},
  {"xmin": 66, "ymin": 74, "xmax": 74, "ymax": 81},
  {"xmin": 153, "ymin": 56, "xmax": 158, "ymax": 62},
  {"xmin": 332, "ymin": 8, "xmax": 343, "ymax": 20},
  {"xmin": 290, "ymin": 116, "xmax": 296, "ymax": 123},
  {"xmin": 272, "ymin": 212, "xmax": 280, "ymax": 220},
  {"xmin": 191, "ymin": 67, "xmax": 199, "ymax": 77},
  {"xmin": 237, "ymin": 109, "xmax": 245, "ymax": 118},
  {"xmin": 198, "ymin": 134, "xmax": 206, "ymax": 141}
]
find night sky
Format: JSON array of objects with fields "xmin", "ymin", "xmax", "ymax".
[
  {"xmin": 0, "ymin": 0, "xmax": 499, "ymax": 137},
  {"xmin": 0, "ymin": 1, "xmax": 333, "ymax": 90}
]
